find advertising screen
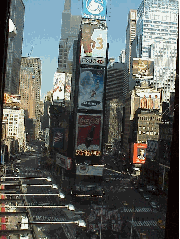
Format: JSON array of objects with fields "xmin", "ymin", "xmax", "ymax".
[
  {"xmin": 136, "ymin": 91, "xmax": 161, "ymax": 110},
  {"xmin": 81, "ymin": 23, "xmax": 107, "ymax": 58},
  {"xmin": 82, "ymin": 0, "xmax": 107, "ymax": 20},
  {"xmin": 78, "ymin": 68, "xmax": 104, "ymax": 110},
  {"xmin": 133, "ymin": 143, "xmax": 147, "ymax": 164},
  {"xmin": 132, "ymin": 58, "xmax": 154, "ymax": 79},
  {"xmin": 75, "ymin": 114, "xmax": 102, "ymax": 155}
]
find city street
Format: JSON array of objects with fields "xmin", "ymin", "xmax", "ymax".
[
  {"xmin": 13, "ymin": 152, "xmax": 79, "ymax": 239},
  {"xmin": 4, "ymin": 151, "xmax": 167, "ymax": 239}
]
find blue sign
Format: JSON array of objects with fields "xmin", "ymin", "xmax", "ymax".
[{"xmin": 82, "ymin": 0, "xmax": 107, "ymax": 20}]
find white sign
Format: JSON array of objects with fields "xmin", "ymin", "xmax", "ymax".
[{"xmin": 76, "ymin": 165, "xmax": 104, "ymax": 176}]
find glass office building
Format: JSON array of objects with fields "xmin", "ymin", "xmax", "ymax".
[{"xmin": 136, "ymin": 0, "xmax": 178, "ymax": 101}]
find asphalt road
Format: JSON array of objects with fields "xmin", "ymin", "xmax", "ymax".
[
  {"xmin": 13, "ymin": 152, "xmax": 167, "ymax": 239},
  {"xmin": 15, "ymin": 153, "xmax": 77, "ymax": 239}
]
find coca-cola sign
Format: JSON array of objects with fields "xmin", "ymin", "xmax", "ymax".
[{"xmin": 75, "ymin": 114, "xmax": 103, "ymax": 152}]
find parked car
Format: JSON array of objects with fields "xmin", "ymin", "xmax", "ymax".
[{"xmin": 150, "ymin": 201, "xmax": 159, "ymax": 209}]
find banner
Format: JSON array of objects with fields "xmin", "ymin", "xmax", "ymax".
[
  {"xmin": 78, "ymin": 68, "xmax": 104, "ymax": 110},
  {"xmin": 132, "ymin": 58, "xmax": 154, "ymax": 79},
  {"xmin": 75, "ymin": 114, "xmax": 102, "ymax": 153},
  {"xmin": 133, "ymin": 143, "xmax": 147, "ymax": 164},
  {"xmin": 76, "ymin": 165, "xmax": 104, "ymax": 176},
  {"xmin": 53, "ymin": 128, "xmax": 64, "ymax": 150},
  {"xmin": 81, "ymin": 24, "xmax": 107, "ymax": 58},
  {"xmin": 82, "ymin": 0, "xmax": 107, "ymax": 20}
]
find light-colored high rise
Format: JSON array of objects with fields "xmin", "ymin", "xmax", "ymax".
[
  {"xmin": 57, "ymin": 0, "xmax": 81, "ymax": 73},
  {"xmin": 20, "ymin": 57, "xmax": 41, "ymax": 139},
  {"xmin": 136, "ymin": 0, "xmax": 178, "ymax": 102},
  {"xmin": 125, "ymin": 10, "xmax": 137, "ymax": 72}
]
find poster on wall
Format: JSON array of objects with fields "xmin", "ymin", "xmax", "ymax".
[
  {"xmin": 132, "ymin": 58, "xmax": 154, "ymax": 79},
  {"xmin": 75, "ymin": 114, "xmax": 102, "ymax": 155},
  {"xmin": 78, "ymin": 68, "xmax": 104, "ymax": 110},
  {"xmin": 82, "ymin": 0, "xmax": 107, "ymax": 20},
  {"xmin": 133, "ymin": 143, "xmax": 147, "ymax": 164},
  {"xmin": 81, "ymin": 24, "xmax": 107, "ymax": 58}
]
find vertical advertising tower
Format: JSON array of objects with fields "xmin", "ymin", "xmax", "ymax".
[{"xmin": 73, "ymin": 0, "xmax": 108, "ymax": 200}]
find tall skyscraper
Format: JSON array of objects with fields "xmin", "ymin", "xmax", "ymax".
[
  {"xmin": 125, "ymin": 10, "xmax": 137, "ymax": 72},
  {"xmin": 5, "ymin": 0, "xmax": 25, "ymax": 95},
  {"xmin": 20, "ymin": 57, "xmax": 41, "ymax": 139},
  {"xmin": 57, "ymin": 0, "xmax": 81, "ymax": 73},
  {"xmin": 136, "ymin": 0, "xmax": 178, "ymax": 101}
]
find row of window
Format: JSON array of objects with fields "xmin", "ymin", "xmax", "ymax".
[
  {"xmin": 139, "ymin": 131, "xmax": 159, "ymax": 135},
  {"xmin": 139, "ymin": 116, "xmax": 161, "ymax": 121}
]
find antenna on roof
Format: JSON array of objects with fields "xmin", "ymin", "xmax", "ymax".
[{"xmin": 28, "ymin": 46, "xmax": 34, "ymax": 57}]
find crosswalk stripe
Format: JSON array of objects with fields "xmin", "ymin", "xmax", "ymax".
[
  {"xmin": 130, "ymin": 220, "xmax": 158, "ymax": 227},
  {"xmin": 121, "ymin": 208, "xmax": 157, "ymax": 213}
]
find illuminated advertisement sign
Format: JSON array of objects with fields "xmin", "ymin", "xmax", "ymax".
[
  {"xmin": 76, "ymin": 165, "xmax": 104, "ymax": 176},
  {"xmin": 82, "ymin": 0, "xmax": 107, "ymax": 20},
  {"xmin": 81, "ymin": 23, "xmax": 107, "ymax": 58},
  {"xmin": 81, "ymin": 56, "xmax": 106, "ymax": 66},
  {"xmin": 78, "ymin": 68, "xmax": 104, "ymax": 110},
  {"xmin": 65, "ymin": 73, "xmax": 71, "ymax": 101},
  {"xmin": 132, "ymin": 58, "xmax": 154, "ymax": 79},
  {"xmin": 53, "ymin": 72, "xmax": 65, "ymax": 100},
  {"xmin": 136, "ymin": 91, "xmax": 161, "ymax": 110},
  {"xmin": 56, "ymin": 153, "xmax": 72, "ymax": 170},
  {"xmin": 75, "ymin": 114, "xmax": 102, "ymax": 154},
  {"xmin": 133, "ymin": 143, "xmax": 147, "ymax": 164}
]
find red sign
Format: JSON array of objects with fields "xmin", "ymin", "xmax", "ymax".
[
  {"xmin": 133, "ymin": 143, "xmax": 147, "ymax": 164},
  {"xmin": 76, "ymin": 114, "xmax": 102, "ymax": 152}
]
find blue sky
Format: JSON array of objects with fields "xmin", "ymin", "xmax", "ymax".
[{"xmin": 22, "ymin": 0, "xmax": 142, "ymax": 100}]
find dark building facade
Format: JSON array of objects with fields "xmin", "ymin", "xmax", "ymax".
[{"xmin": 5, "ymin": 0, "xmax": 25, "ymax": 95}]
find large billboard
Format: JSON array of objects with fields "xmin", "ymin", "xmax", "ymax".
[
  {"xmin": 53, "ymin": 72, "xmax": 65, "ymax": 100},
  {"xmin": 78, "ymin": 68, "xmax": 104, "ymax": 110},
  {"xmin": 82, "ymin": 0, "xmax": 107, "ymax": 20},
  {"xmin": 52, "ymin": 128, "xmax": 64, "ymax": 150},
  {"xmin": 133, "ymin": 143, "xmax": 147, "ymax": 164},
  {"xmin": 147, "ymin": 140, "xmax": 158, "ymax": 160},
  {"xmin": 75, "ymin": 114, "xmax": 102, "ymax": 156},
  {"xmin": 76, "ymin": 165, "xmax": 104, "ymax": 176},
  {"xmin": 132, "ymin": 58, "xmax": 154, "ymax": 79},
  {"xmin": 81, "ymin": 23, "xmax": 107, "ymax": 58},
  {"xmin": 136, "ymin": 91, "xmax": 161, "ymax": 110}
]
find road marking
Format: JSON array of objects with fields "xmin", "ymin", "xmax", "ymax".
[
  {"xmin": 121, "ymin": 208, "xmax": 158, "ymax": 213},
  {"xmin": 130, "ymin": 220, "xmax": 158, "ymax": 227}
]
